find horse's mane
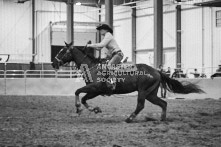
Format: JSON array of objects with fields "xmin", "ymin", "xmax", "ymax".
[{"xmin": 74, "ymin": 46, "xmax": 104, "ymax": 64}]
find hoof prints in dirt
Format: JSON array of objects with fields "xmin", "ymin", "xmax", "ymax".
[
  {"xmin": 0, "ymin": 144, "xmax": 65, "ymax": 147},
  {"xmin": 113, "ymin": 145, "xmax": 122, "ymax": 147},
  {"xmin": 0, "ymin": 95, "xmax": 221, "ymax": 147}
]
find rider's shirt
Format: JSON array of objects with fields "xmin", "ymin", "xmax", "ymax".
[{"xmin": 89, "ymin": 32, "xmax": 121, "ymax": 55}]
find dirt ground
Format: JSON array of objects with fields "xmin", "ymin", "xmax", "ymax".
[{"xmin": 0, "ymin": 95, "xmax": 220, "ymax": 147}]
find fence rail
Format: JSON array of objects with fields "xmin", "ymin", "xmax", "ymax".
[
  {"xmin": 0, "ymin": 70, "xmax": 83, "ymax": 79},
  {"xmin": 0, "ymin": 67, "xmax": 220, "ymax": 79}
]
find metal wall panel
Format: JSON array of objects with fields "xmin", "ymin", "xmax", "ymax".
[
  {"xmin": 163, "ymin": 12, "xmax": 176, "ymax": 48},
  {"xmin": 0, "ymin": 0, "xmax": 99, "ymax": 63},
  {"xmin": 136, "ymin": 4, "xmax": 175, "ymax": 66},
  {"xmin": 36, "ymin": 25, "xmax": 51, "ymax": 62},
  {"xmin": 181, "ymin": 8, "xmax": 202, "ymax": 69},
  {"xmin": 181, "ymin": 6, "xmax": 221, "ymax": 74},
  {"xmin": 203, "ymin": 7, "xmax": 213, "ymax": 73},
  {"xmin": 0, "ymin": 0, "xmax": 32, "ymax": 62},
  {"xmin": 52, "ymin": 31, "xmax": 97, "ymax": 46},
  {"xmin": 213, "ymin": 7, "xmax": 221, "ymax": 68},
  {"xmin": 136, "ymin": 15, "xmax": 154, "ymax": 50},
  {"xmin": 113, "ymin": 6, "xmax": 132, "ymax": 61},
  {"xmin": 114, "ymin": 19, "xmax": 132, "ymax": 61},
  {"xmin": 163, "ymin": 50, "xmax": 176, "ymax": 69},
  {"xmin": 136, "ymin": 52, "xmax": 154, "ymax": 66}
]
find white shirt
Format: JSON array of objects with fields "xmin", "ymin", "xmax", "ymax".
[{"xmin": 89, "ymin": 32, "xmax": 121, "ymax": 55}]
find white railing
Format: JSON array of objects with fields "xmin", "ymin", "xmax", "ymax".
[
  {"xmin": 0, "ymin": 70, "xmax": 83, "ymax": 79},
  {"xmin": 160, "ymin": 66, "xmax": 220, "ymax": 79},
  {"xmin": 1, "ymin": 67, "xmax": 220, "ymax": 79}
]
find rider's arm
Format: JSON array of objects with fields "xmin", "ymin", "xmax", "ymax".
[{"xmin": 87, "ymin": 33, "xmax": 112, "ymax": 49}]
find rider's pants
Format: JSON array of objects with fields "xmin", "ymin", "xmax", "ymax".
[{"xmin": 107, "ymin": 51, "xmax": 124, "ymax": 70}]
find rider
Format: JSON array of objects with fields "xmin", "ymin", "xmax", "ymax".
[{"xmin": 87, "ymin": 24, "xmax": 124, "ymax": 90}]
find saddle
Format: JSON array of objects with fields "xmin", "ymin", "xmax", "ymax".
[{"xmin": 97, "ymin": 57, "xmax": 137, "ymax": 74}]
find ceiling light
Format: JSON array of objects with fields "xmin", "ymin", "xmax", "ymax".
[{"xmin": 76, "ymin": 2, "xmax": 81, "ymax": 6}]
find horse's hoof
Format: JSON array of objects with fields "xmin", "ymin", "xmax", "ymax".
[
  {"xmin": 93, "ymin": 107, "xmax": 102, "ymax": 114},
  {"xmin": 125, "ymin": 117, "xmax": 133, "ymax": 123},
  {"xmin": 161, "ymin": 114, "xmax": 166, "ymax": 121},
  {"xmin": 161, "ymin": 116, "xmax": 166, "ymax": 121},
  {"xmin": 161, "ymin": 118, "xmax": 166, "ymax": 121},
  {"xmin": 76, "ymin": 108, "xmax": 83, "ymax": 115}
]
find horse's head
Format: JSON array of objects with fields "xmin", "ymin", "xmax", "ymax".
[
  {"xmin": 52, "ymin": 41, "xmax": 101, "ymax": 70},
  {"xmin": 51, "ymin": 41, "xmax": 73, "ymax": 69}
]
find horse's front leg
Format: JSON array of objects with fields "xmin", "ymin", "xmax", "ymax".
[
  {"xmin": 75, "ymin": 83, "xmax": 103, "ymax": 115},
  {"xmin": 81, "ymin": 93, "xmax": 101, "ymax": 113}
]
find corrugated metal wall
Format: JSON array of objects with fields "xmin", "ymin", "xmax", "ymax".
[
  {"xmin": 35, "ymin": 1, "xmax": 100, "ymax": 62},
  {"xmin": 135, "ymin": 0, "xmax": 221, "ymax": 76},
  {"xmin": 181, "ymin": 5, "xmax": 221, "ymax": 75},
  {"xmin": 35, "ymin": 0, "xmax": 66, "ymax": 62},
  {"xmin": 0, "ymin": 0, "xmax": 221, "ymax": 76},
  {"xmin": 114, "ymin": 6, "xmax": 132, "ymax": 61},
  {"xmin": 181, "ymin": 7, "xmax": 203, "ymax": 69},
  {"xmin": 0, "ymin": 0, "xmax": 99, "ymax": 63},
  {"xmin": 213, "ymin": 7, "xmax": 221, "ymax": 71},
  {"xmin": 136, "ymin": 0, "xmax": 176, "ymax": 68},
  {"xmin": 0, "ymin": 0, "xmax": 32, "ymax": 62}
]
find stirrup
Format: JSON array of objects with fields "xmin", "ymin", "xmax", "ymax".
[
  {"xmin": 106, "ymin": 78, "xmax": 116, "ymax": 90},
  {"xmin": 109, "ymin": 78, "xmax": 115, "ymax": 84}
]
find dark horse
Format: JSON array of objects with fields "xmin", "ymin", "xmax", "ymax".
[{"xmin": 52, "ymin": 42, "xmax": 204, "ymax": 123}]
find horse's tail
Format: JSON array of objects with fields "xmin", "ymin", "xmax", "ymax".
[{"xmin": 159, "ymin": 71, "xmax": 204, "ymax": 94}]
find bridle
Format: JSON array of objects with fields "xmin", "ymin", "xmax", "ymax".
[{"xmin": 55, "ymin": 55, "xmax": 64, "ymax": 65}]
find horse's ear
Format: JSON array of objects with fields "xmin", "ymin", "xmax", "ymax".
[
  {"xmin": 69, "ymin": 41, "xmax": 73, "ymax": 46},
  {"xmin": 64, "ymin": 41, "xmax": 68, "ymax": 47}
]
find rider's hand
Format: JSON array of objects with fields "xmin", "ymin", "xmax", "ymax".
[{"xmin": 87, "ymin": 44, "xmax": 92, "ymax": 48}]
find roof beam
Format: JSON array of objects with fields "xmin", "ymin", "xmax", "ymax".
[{"xmin": 195, "ymin": 0, "xmax": 221, "ymax": 7}]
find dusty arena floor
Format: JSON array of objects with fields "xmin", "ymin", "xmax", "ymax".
[{"xmin": 0, "ymin": 95, "xmax": 220, "ymax": 147}]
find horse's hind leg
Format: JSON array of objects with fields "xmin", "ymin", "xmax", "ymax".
[
  {"xmin": 125, "ymin": 78, "xmax": 162, "ymax": 123},
  {"xmin": 125, "ymin": 91, "xmax": 146, "ymax": 123},
  {"xmin": 146, "ymin": 90, "xmax": 167, "ymax": 121}
]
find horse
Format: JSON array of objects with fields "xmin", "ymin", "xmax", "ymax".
[{"xmin": 52, "ymin": 42, "xmax": 204, "ymax": 123}]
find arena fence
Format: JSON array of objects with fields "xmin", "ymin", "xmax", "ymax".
[
  {"xmin": 0, "ymin": 70, "xmax": 85, "ymax": 95},
  {"xmin": 0, "ymin": 70, "xmax": 220, "ymax": 99}
]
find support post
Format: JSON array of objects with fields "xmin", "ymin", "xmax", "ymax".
[
  {"xmin": 202, "ymin": 6, "xmax": 205, "ymax": 74},
  {"xmin": 131, "ymin": 3, "xmax": 136, "ymax": 63},
  {"xmin": 176, "ymin": 5, "xmax": 181, "ymax": 69},
  {"xmin": 97, "ymin": 4, "xmax": 102, "ymax": 58},
  {"xmin": 32, "ymin": 0, "xmax": 35, "ymax": 62},
  {"xmin": 154, "ymin": 0, "xmax": 163, "ymax": 68},
  {"xmin": 105, "ymin": 0, "xmax": 113, "ymax": 28},
  {"xmin": 66, "ymin": 0, "xmax": 74, "ymax": 44},
  {"xmin": 211, "ymin": 7, "xmax": 214, "ymax": 73}
]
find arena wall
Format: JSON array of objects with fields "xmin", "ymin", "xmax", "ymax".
[
  {"xmin": 0, "ymin": 78, "xmax": 85, "ymax": 96},
  {"xmin": 0, "ymin": 78, "xmax": 220, "ymax": 99}
]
